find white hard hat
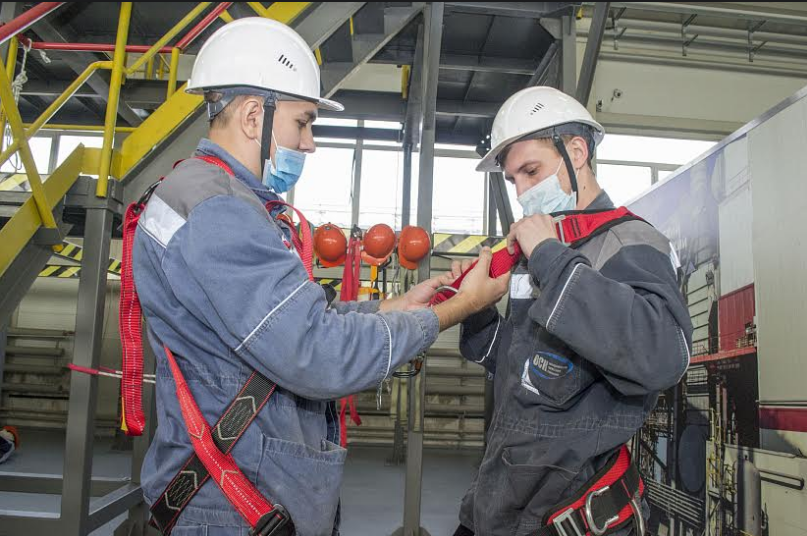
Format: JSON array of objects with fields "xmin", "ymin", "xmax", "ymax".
[
  {"xmin": 186, "ymin": 17, "xmax": 343, "ymax": 111},
  {"xmin": 476, "ymin": 86, "xmax": 604, "ymax": 172}
]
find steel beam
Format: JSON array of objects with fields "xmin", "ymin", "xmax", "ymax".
[
  {"xmin": 373, "ymin": 50, "xmax": 538, "ymax": 75},
  {"xmin": 560, "ymin": 13, "xmax": 577, "ymax": 95},
  {"xmin": 446, "ymin": 2, "xmax": 577, "ymax": 18},
  {"xmin": 401, "ymin": 21, "xmax": 425, "ymax": 229},
  {"xmin": 605, "ymin": 2, "xmax": 807, "ymax": 26},
  {"xmin": 294, "ymin": 2, "xmax": 365, "ymax": 49},
  {"xmin": 576, "ymin": 2, "xmax": 609, "ymax": 106},
  {"xmin": 59, "ymin": 178, "xmax": 120, "ymax": 534},
  {"xmin": 87, "ymin": 484, "xmax": 144, "ymax": 532},
  {"xmin": 32, "ymin": 18, "xmax": 143, "ymax": 126},
  {"xmin": 351, "ymin": 121, "xmax": 364, "ymax": 226},
  {"xmin": 0, "ymin": 216, "xmax": 70, "ymax": 328},
  {"xmin": 489, "ymin": 173, "xmax": 514, "ymax": 234},
  {"xmin": 527, "ymin": 41, "xmax": 559, "ymax": 87},
  {"xmin": 399, "ymin": 4, "xmax": 443, "ymax": 536},
  {"xmin": 0, "ymin": 473, "xmax": 129, "ymax": 496}
]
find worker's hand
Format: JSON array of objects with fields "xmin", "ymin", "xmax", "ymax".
[
  {"xmin": 449, "ymin": 258, "xmax": 474, "ymax": 279},
  {"xmin": 507, "ymin": 214, "xmax": 559, "ymax": 259},
  {"xmin": 395, "ymin": 271, "xmax": 457, "ymax": 311},
  {"xmin": 456, "ymin": 248, "xmax": 510, "ymax": 313}
]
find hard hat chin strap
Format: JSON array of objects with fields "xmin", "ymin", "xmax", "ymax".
[
  {"xmin": 260, "ymin": 96, "xmax": 278, "ymax": 173},
  {"xmin": 552, "ymin": 132, "xmax": 578, "ymax": 195}
]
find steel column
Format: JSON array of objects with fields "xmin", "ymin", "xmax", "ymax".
[
  {"xmin": 396, "ymin": 5, "xmax": 443, "ymax": 536},
  {"xmin": 401, "ymin": 22, "xmax": 425, "ymax": 230},
  {"xmin": 60, "ymin": 179, "xmax": 120, "ymax": 534},
  {"xmin": 560, "ymin": 12, "xmax": 577, "ymax": 96},
  {"xmin": 351, "ymin": 120, "xmax": 364, "ymax": 227},
  {"xmin": 576, "ymin": 2, "xmax": 610, "ymax": 106},
  {"xmin": 402, "ymin": 139, "xmax": 413, "ymax": 229}
]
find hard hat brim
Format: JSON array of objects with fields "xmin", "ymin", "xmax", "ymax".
[{"xmin": 476, "ymin": 119, "xmax": 604, "ymax": 173}]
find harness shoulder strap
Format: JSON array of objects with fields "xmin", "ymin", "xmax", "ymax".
[{"xmin": 555, "ymin": 207, "xmax": 647, "ymax": 249}]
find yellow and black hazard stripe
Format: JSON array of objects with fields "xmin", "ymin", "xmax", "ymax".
[
  {"xmin": 315, "ymin": 279, "xmax": 378, "ymax": 294},
  {"xmin": 54, "ymin": 242, "xmax": 122, "ymax": 276},
  {"xmin": 316, "ymin": 278, "xmax": 343, "ymax": 292},
  {"xmin": 432, "ymin": 233, "xmax": 508, "ymax": 256},
  {"xmin": 38, "ymin": 265, "xmax": 83, "ymax": 279}
]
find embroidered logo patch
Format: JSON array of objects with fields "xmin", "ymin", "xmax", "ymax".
[{"xmin": 529, "ymin": 352, "xmax": 574, "ymax": 380}]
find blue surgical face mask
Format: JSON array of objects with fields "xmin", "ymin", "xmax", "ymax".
[
  {"xmin": 516, "ymin": 159, "xmax": 577, "ymax": 216},
  {"xmin": 255, "ymin": 132, "xmax": 306, "ymax": 193}
]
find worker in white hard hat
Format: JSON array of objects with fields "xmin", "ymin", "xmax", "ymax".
[
  {"xmin": 129, "ymin": 17, "xmax": 507, "ymax": 536},
  {"xmin": 451, "ymin": 86, "xmax": 693, "ymax": 536}
]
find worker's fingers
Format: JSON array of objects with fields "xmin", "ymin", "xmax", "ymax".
[
  {"xmin": 461, "ymin": 259, "xmax": 474, "ymax": 272},
  {"xmin": 506, "ymin": 222, "xmax": 520, "ymax": 254},
  {"xmin": 475, "ymin": 247, "xmax": 493, "ymax": 274},
  {"xmin": 437, "ymin": 271, "xmax": 455, "ymax": 286},
  {"xmin": 450, "ymin": 260, "xmax": 463, "ymax": 278}
]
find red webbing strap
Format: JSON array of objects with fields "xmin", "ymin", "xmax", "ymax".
[
  {"xmin": 430, "ymin": 243, "xmax": 523, "ymax": 306},
  {"xmin": 543, "ymin": 445, "xmax": 644, "ymax": 534},
  {"xmin": 119, "ymin": 202, "xmax": 146, "ymax": 436},
  {"xmin": 556, "ymin": 207, "xmax": 640, "ymax": 245},
  {"xmin": 265, "ymin": 201, "xmax": 314, "ymax": 282},
  {"xmin": 195, "ymin": 154, "xmax": 234, "ymax": 176},
  {"xmin": 338, "ymin": 234, "xmax": 364, "ymax": 447},
  {"xmin": 163, "ymin": 346, "xmax": 279, "ymax": 530},
  {"xmin": 429, "ymin": 208, "xmax": 645, "ymax": 306}
]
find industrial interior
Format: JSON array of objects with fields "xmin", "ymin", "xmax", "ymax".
[{"xmin": 1, "ymin": 2, "xmax": 807, "ymax": 536}]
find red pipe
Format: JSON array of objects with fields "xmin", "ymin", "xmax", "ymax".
[
  {"xmin": 0, "ymin": 2, "xmax": 65, "ymax": 46},
  {"xmin": 26, "ymin": 42, "xmax": 173, "ymax": 54},
  {"xmin": 175, "ymin": 2, "xmax": 233, "ymax": 51}
]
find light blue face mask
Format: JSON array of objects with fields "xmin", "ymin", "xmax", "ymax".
[
  {"xmin": 255, "ymin": 132, "xmax": 306, "ymax": 193},
  {"xmin": 516, "ymin": 159, "xmax": 577, "ymax": 216}
]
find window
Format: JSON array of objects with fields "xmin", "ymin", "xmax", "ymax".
[
  {"xmin": 1, "ymin": 136, "xmax": 52, "ymax": 175},
  {"xmin": 431, "ymin": 156, "xmax": 485, "ymax": 234},
  {"xmin": 56, "ymin": 135, "xmax": 104, "ymax": 168},
  {"xmin": 596, "ymin": 134, "xmax": 717, "ymax": 203},
  {"xmin": 359, "ymin": 150, "xmax": 405, "ymax": 228},
  {"xmin": 364, "ymin": 120, "xmax": 401, "ymax": 130},
  {"xmin": 597, "ymin": 134, "xmax": 716, "ymax": 166},
  {"xmin": 315, "ymin": 117, "xmax": 357, "ymax": 127},
  {"xmin": 596, "ymin": 164, "xmax": 653, "ymax": 206},
  {"xmin": 293, "ymin": 147, "xmax": 355, "ymax": 227}
]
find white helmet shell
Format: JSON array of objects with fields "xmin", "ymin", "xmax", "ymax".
[
  {"xmin": 186, "ymin": 17, "xmax": 343, "ymax": 111},
  {"xmin": 477, "ymin": 86, "xmax": 604, "ymax": 172}
]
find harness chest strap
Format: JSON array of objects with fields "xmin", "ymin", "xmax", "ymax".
[{"xmin": 430, "ymin": 208, "xmax": 645, "ymax": 306}]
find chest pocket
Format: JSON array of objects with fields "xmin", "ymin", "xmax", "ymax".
[{"xmin": 516, "ymin": 329, "xmax": 596, "ymax": 408}]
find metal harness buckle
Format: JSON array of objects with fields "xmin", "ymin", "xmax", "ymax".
[
  {"xmin": 553, "ymin": 214, "xmax": 568, "ymax": 245},
  {"xmin": 584, "ymin": 486, "xmax": 619, "ymax": 536},
  {"xmin": 552, "ymin": 507, "xmax": 585, "ymax": 536},
  {"xmin": 250, "ymin": 505, "xmax": 292, "ymax": 536}
]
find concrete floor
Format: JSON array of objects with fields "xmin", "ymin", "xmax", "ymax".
[{"xmin": 0, "ymin": 431, "xmax": 480, "ymax": 536}]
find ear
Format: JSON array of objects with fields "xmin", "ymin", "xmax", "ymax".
[
  {"xmin": 240, "ymin": 98, "xmax": 264, "ymax": 140},
  {"xmin": 567, "ymin": 136, "xmax": 590, "ymax": 170}
]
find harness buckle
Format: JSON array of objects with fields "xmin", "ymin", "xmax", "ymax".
[
  {"xmin": 552, "ymin": 507, "xmax": 585, "ymax": 536},
  {"xmin": 585, "ymin": 485, "xmax": 619, "ymax": 536},
  {"xmin": 250, "ymin": 505, "xmax": 293, "ymax": 536},
  {"xmin": 552, "ymin": 215, "xmax": 568, "ymax": 245}
]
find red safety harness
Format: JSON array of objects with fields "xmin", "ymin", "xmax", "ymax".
[
  {"xmin": 431, "ymin": 207, "xmax": 643, "ymax": 306},
  {"xmin": 119, "ymin": 156, "xmax": 309, "ymax": 535},
  {"xmin": 119, "ymin": 156, "xmax": 646, "ymax": 535},
  {"xmin": 337, "ymin": 228, "xmax": 364, "ymax": 446}
]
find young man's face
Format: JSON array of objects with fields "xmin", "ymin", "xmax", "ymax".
[
  {"xmin": 503, "ymin": 139, "xmax": 569, "ymax": 198},
  {"xmin": 502, "ymin": 136, "xmax": 589, "ymax": 197},
  {"xmin": 267, "ymin": 100, "xmax": 318, "ymax": 157}
]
